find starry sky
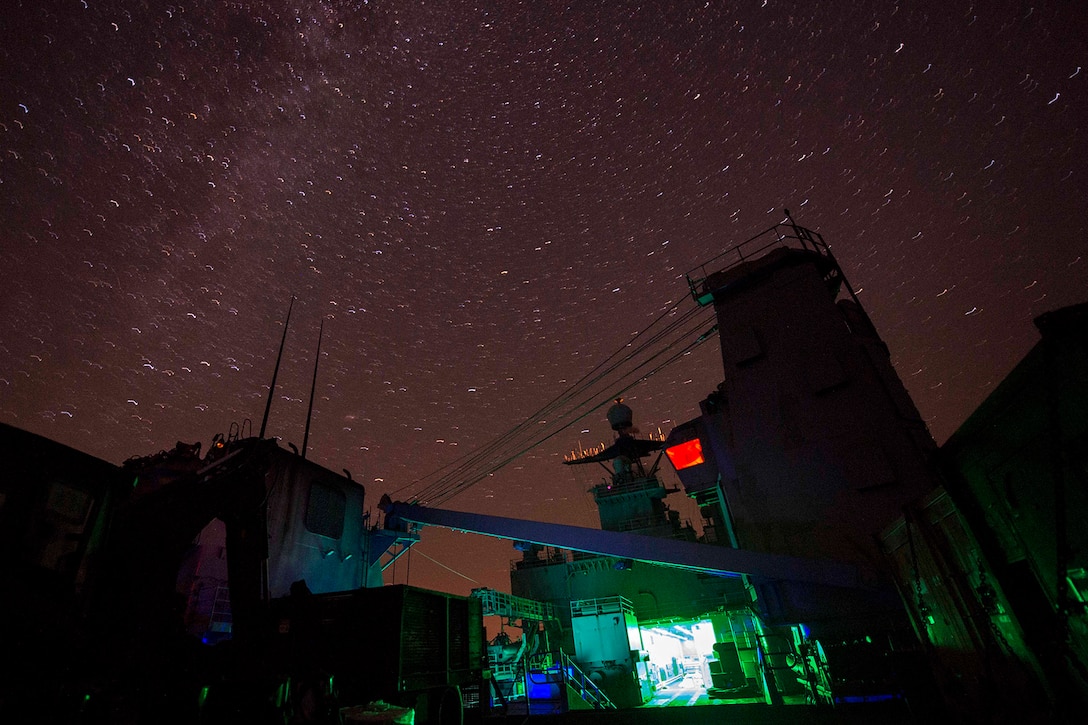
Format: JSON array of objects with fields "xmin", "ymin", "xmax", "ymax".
[{"xmin": 2, "ymin": 1, "xmax": 1086, "ymax": 597}]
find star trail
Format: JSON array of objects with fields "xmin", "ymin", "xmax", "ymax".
[{"xmin": 2, "ymin": 1, "xmax": 1086, "ymax": 594}]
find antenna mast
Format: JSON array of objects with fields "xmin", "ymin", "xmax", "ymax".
[
  {"xmin": 260, "ymin": 296, "xmax": 295, "ymax": 439},
  {"xmin": 302, "ymin": 318, "xmax": 324, "ymax": 459}
]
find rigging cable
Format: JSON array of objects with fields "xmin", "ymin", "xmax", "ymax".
[
  {"xmin": 414, "ymin": 307, "xmax": 715, "ymax": 504},
  {"xmin": 387, "ymin": 293, "xmax": 699, "ymax": 498},
  {"xmin": 406, "ymin": 301, "xmax": 709, "ymax": 501},
  {"xmin": 413, "ymin": 547, "xmax": 481, "ymax": 584},
  {"xmin": 420, "ymin": 314, "xmax": 719, "ymax": 505},
  {"xmin": 427, "ymin": 321, "xmax": 718, "ymax": 506},
  {"xmin": 425, "ymin": 329, "xmax": 716, "ymax": 505}
]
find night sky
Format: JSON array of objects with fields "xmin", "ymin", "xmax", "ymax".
[{"xmin": 2, "ymin": 1, "xmax": 1086, "ymax": 597}]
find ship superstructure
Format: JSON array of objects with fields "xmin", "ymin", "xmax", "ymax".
[
  {"xmin": 439, "ymin": 220, "xmax": 931, "ymax": 711},
  {"xmin": 404, "ymin": 219, "xmax": 1083, "ymax": 720},
  {"xmin": 508, "ymin": 400, "xmax": 756, "ymax": 707},
  {"xmin": 3, "ymin": 216, "xmax": 1086, "ymax": 724}
]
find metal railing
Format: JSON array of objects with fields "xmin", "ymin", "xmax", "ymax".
[
  {"xmin": 590, "ymin": 475, "xmax": 664, "ymax": 499},
  {"xmin": 570, "ymin": 595, "xmax": 635, "ymax": 617},
  {"xmin": 471, "ymin": 587, "xmax": 557, "ymax": 621},
  {"xmin": 558, "ymin": 650, "xmax": 617, "ymax": 709},
  {"xmin": 685, "ymin": 220, "xmax": 832, "ymax": 305}
]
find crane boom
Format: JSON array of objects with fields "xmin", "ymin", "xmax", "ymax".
[{"xmin": 380, "ymin": 498, "xmax": 871, "ymax": 590}]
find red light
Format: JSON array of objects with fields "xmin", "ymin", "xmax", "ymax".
[{"xmin": 665, "ymin": 438, "xmax": 705, "ymax": 470}]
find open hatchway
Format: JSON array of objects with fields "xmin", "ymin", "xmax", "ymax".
[
  {"xmin": 640, "ymin": 617, "xmax": 720, "ymax": 707},
  {"xmin": 640, "ymin": 611, "xmax": 818, "ymax": 708}
]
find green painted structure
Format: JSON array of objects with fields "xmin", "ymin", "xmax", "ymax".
[{"xmin": 939, "ymin": 302, "xmax": 1088, "ymax": 718}]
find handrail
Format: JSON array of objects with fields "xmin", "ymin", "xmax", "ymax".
[
  {"xmin": 471, "ymin": 587, "xmax": 557, "ymax": 621},
  {"xmin": 559, "ymin": 650, "xmax": 617, "ymax": 709},
  {"xmin": 684, "ymin": 220, "xmax": 832, "ymax": 304},
  {"xmin": 590, "ymin": 475, "xmax": 663, "ymax": 499}
]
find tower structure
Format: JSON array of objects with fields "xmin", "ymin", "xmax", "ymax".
[{"xmin": 666, "ymin": 219, "xmax": 942, "ymax": 637}]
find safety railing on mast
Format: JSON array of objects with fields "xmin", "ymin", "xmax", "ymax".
[{"xmin": 684, "ymin": 217, "xmax": 833, "ymax": 306}]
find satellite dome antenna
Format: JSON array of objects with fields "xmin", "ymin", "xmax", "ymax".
[{"xmin": 607, "ymin": 398, "xmax": 634, "ymax": 432}]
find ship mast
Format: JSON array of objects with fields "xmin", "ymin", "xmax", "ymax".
[{"xmin": 260, "ymin": 296, "xmax": 295, "ymax": 439}]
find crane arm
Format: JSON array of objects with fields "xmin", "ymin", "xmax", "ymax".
[{"xmin": 379, "ymin": 498, "xmax": 872, "ymax": 590}]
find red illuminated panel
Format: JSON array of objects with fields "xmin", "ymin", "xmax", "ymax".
[{"xmin": 665, "ymin": 438, "xmax": 705, "ymax": 470}]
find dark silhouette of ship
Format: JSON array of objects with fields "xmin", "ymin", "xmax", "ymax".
[{"xmin": 2, "ymin": 216, "xmax": 1085, "ymax": 724}]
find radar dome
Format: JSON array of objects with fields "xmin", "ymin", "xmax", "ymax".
[{"xmin": 606, "ymin": 399, "xmax": 633, "ymax": 431}]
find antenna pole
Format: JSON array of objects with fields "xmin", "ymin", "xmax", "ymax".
[
  {"xmin": 260, "ymin": 296, "xmax": 295, "ymax": 439},
  {"xmin": 302, "ymin": 318, "xmax": 324, "ymax": 459}
]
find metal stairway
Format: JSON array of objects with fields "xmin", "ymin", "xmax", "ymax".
[{"xmin": 523, "ymin": 651, "xmax": 616, "ymax": 714}]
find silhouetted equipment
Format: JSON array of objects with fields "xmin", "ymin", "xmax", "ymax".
[
  {"xmin": 2, "ymin": 219, "xmax": 1085, "ymax": 723},
  {"xmin": 0, "ymin": 426, "xmax": 480, "ymax": 724}
]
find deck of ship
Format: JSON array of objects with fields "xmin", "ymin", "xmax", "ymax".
[{"xmin": 475, "ymin": 700, "xmax": 926, "ymax": 725}]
